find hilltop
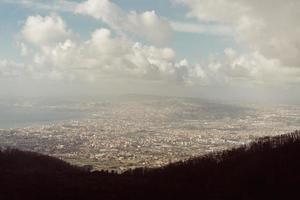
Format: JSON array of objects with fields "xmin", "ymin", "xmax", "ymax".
[{"xmin": 1, "ymin": 130, "xmax": 300, "ymax": 200}]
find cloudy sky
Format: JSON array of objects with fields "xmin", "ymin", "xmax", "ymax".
[{"xmin": 1, "ymin": 0, "xmax": 300, "ymax": 103}]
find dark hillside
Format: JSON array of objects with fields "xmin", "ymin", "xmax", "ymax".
[{"xmin": 1, "ymin": 130, "xmax": 300, "ymax": 200}]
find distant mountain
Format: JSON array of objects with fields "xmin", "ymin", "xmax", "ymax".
[{"xmin": 1, "ymin": 130, "xmax": 300, "ymax": 200}]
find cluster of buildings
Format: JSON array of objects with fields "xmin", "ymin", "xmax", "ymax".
[{"xmin": 1, "ymin": 99, "xmax": 300, "ymax": 172}]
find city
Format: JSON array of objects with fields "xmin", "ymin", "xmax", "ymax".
[{"xmin": 1, "ymin": 96, "xmax": 300, "ymax": 172}]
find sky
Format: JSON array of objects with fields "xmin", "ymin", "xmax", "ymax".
[{"xmin": 0, "ymin": 0, "xmax": 300, "ymax": 103}]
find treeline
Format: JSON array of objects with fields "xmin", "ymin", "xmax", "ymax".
[{"xmin": 1, "ymin": 130, "xmax": 300, "ymax": 200}]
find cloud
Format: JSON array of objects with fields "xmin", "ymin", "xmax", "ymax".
[
  {"xmin": 75, "ymin": 0, "xmax": 173, "ymax": 44},
  {"xmin": 173, "ymin": 0, "xmax": 300, "ymax": 67},
  {"xmin": 14, "ymin": 14, "xmax": 300, "ymax": 88},
  {"xmin": 6, "ymin": 0, "xmax": 172, "ymax": 44},
  {"xmin": 21, "ymin": 15, "xmax": 73, "ymax": 46},
  {"xmin": 203, "ymin": 48, "xmax": 300, "ymax": 86},
  {"xmin": 31, "ymin": 28, "xmax": 196, "ymax": 84},
  {"xmin": 18, "ymin": 15, "xmax": 200, "ymax": 84},
  {"xmin": 2, "ymin": 0, "xmax": 76, "ymax": 12},
  {"xmin": 0, "ymin": 60, "xmax": 25, "ymax": 78},
  {"xmin": 170, "ymin": 21, "xmax": 233, "ymax": 36}
]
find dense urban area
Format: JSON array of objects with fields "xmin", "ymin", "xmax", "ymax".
[{"xmin": 1, "ymin": 95, "xmax": 300, "ymax": 171}]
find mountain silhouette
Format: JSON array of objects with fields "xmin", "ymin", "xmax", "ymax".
[{"xmin": 1, "ymin": 130, "xmax": 300, "ymax": 200}]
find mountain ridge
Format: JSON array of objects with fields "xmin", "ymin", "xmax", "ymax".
[{"xmin": 1, "ymin": 130, "xmax": 300, "ymax": 200}]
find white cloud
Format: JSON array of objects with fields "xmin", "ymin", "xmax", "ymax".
[
  {"xmin": 0, "ymin": 60, "xmax": 25, "ymax": 78},
  {"xmin": 14, "ymin": 14, "xmax": 300, "ymax": 88},
  {"xmin": 32, "ymin": 27, "xmax": 194, "ymax": 84},
  {"xmin": 170, "ymin": 21, "xmax": 233, "ymax": 36},
  {"xmin": 204, "ymin": 49, "xmax": 300, "ymax": 86},
  {"xmin": 173, "ymin": 0, "xmax": 300, "ymax": 67},
  {"xmin": 18, "ymin": 15, "xmax": 200, "ymax": 84},
  {"xmin": 3, "ymin": 0, "xmax": 76, "ymax": 12},
  {"xmin": 21, "ymin": 15, "xmax": 72, "ymax": 46},
  {"xmin": 75, "ymin": 0, "xmax": 173, "ymax": 44}
]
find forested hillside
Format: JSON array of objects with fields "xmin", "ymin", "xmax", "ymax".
[{"xmin": 1, "ymin": 131, "xmax": 300, "ymax": 200}]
